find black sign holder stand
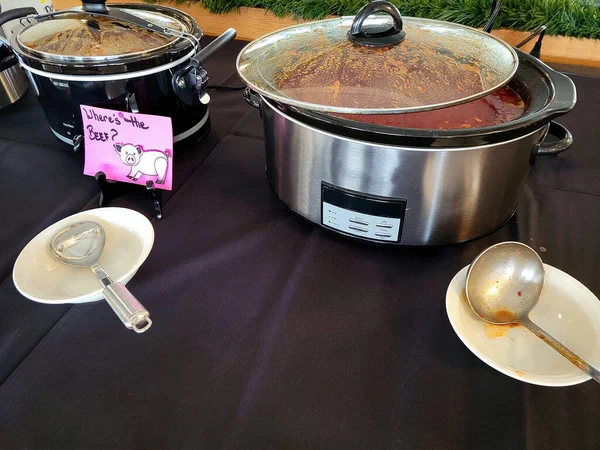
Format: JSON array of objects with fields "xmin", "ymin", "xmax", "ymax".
[{"xmin": 95, "ymin": 171, "xmax": 163, "ymax": 220}]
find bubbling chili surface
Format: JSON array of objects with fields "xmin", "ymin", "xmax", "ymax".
[{"xmin": 334, "ymin": 85, "xmax": 525, "ymax": 130}]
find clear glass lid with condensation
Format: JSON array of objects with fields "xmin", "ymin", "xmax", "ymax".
[
  {"xmin": 236, "ymin": 1, "xmax": 519, "ymax": 114},
  {"xmin": 17, "ymin": 8, "xmax": 187, "ymax": 60}
]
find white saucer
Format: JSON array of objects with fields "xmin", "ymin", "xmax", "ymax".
[
  {"xmin": 447, "ymin": 264, "xmax": 600, "ymax": 387},
  {"xmin": 13, "ymin": 207, "xmax": 154, "ymax": 304}
]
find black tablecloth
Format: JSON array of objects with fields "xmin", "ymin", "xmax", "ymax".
[{"xmin": 0, "ymin": 38, "xmax": 599, "ymax": 449}]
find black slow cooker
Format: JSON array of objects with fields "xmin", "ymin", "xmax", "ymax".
[{"xmin": 0, "ymin": 0, "xmax": 236, "ymax": 152}]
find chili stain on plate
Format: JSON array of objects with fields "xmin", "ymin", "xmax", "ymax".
[
  {"xmin": 484, "ymin": 322, "xmax": 519, "ymax": 339},
  {"xmin": 515, "ymin": 370, "xmax": 525, "ymax": 377}
]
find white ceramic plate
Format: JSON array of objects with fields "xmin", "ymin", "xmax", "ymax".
[
  {"xmin": 13, "ymin": 207, "xmax": 154, "ymax": 304},
  {"xmin": 447, "ymin": 264, "xmax": 600, "ymax": 386}
]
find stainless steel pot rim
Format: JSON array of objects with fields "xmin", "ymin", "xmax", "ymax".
[{"xmin": 263, "ymin": 95, "xmax": 544, "ymax": 152}]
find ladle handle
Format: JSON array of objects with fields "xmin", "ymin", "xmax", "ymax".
[
  {"xmin": 90, "ymin": 264, "xmax": 151, "ymax": 332},
  {"xmin": 103, "ymin": 282, "xmax": 152, "ymax": 333},
  {"xmin": 521, "ymin": 317, "xmax": 600, "ymax": 384}
]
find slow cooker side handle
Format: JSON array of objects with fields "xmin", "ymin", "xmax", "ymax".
[
  {"xmin": 243, "ymin": 88, "xmax": 263, "ymax": 118},
  {"xmin": 172, "ymin": 28, "xmax": 237, "ymax": 106},
  {"xmin": 0, "ymin": 7, "xmax": 38, "ymax": 28},
  {"xmin": 243, "ymin": 88, "xmax": 262, "ymax": 109},
  {"xmin": 536, "ymin": 121, "xmax": 573, "ymax": 155},
  {"xmin": 515, "ymin": 49, "xmax": 577, "ymax": 142},
  {"xmin": 547, "ymin": 68, "xmax": 578, "ymax": 115}
]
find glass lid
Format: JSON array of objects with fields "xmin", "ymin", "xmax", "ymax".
[
  {"xmin": 17, "ymin": 7, "xmax": 187, "ymax": 60},
  {"xmin": 236, "ymin": 1, "xmax": 518, "ymax": 114}
]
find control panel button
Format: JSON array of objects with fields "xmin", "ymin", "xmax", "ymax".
[
  {"xmin": 375, "ymin": 232, "xmax": 392, "ymax": 238},
  {"xmin": 376, "ymin": 222, "xmax": 394, "ymax": 229},
  {"xmin": 349, "ymin": 218, "xmax": 369, "ymax": 226},
  {"xmin": 348, "ymin": 225, "xmax": 368, "ymax": 233}
]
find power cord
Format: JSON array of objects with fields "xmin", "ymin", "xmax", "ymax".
[{"xmin": 206, "ymin": 85, "xmax": 246, "ymax": 91}]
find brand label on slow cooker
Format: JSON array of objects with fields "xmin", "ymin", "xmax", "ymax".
[
  {"xmin": 51, "ymin": 81, "xmax": 69, "ymax": 89},
  {"xmin": 81, "ymin": 105, "xmax": 174, "ymax": 190}
]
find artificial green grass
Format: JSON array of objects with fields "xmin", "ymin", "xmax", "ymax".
[{"xmin": 150, "ymin": 0, "xmax": 600, "ymax": 39}]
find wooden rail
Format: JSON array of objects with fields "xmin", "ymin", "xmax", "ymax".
[{"xmin": 53, "ymin": 0, "xmax": 600, "ymax": 72}]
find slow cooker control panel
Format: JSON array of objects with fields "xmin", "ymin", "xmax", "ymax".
[{"xmin": 321, "ymin": 183, "xmax": 406, "ymax": 243}]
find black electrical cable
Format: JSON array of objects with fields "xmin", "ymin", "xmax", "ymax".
[{"xmin": 206, "ymin": 85, "xmax": 246, "ymax": 91}]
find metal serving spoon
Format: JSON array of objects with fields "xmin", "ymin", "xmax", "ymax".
[
  {"xmin": 49, "ymin": 221, "xmax": 152, "ymax": 333},
  {"xmin": 465, "ymin": 241, "xmax": 600, "ymax": 383}
]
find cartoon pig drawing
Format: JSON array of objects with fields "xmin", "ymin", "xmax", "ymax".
[{"xmin": 114, "ymin": 143, "xmax": 171, "ymax": 185}]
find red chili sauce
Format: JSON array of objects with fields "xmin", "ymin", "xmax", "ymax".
[{"xmin": 335, "ymin": 86, "xmax": 525, "ymax": 130}]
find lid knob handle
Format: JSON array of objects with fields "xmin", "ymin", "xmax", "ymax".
[
  {"xmin": 347, "ymin": 0, "xmax": 406, "ymax": 47},
  {"xmin": 82, "ymin": 0, "xmax": 108, "ymax": 14}
]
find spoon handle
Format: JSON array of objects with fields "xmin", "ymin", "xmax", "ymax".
[{"xmin": 521, "ymin": 317, "xmax": 600, "ymax": 384}]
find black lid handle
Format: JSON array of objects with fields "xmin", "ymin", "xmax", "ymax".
[
  {"xmin": 82, "ymin": 0, "xmax": 108, "ymax": 14},
  {"xmin": 348, "ymin": 1, "xmax": 406, "ymax": 47}
]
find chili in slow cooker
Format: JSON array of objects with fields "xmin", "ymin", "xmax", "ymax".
[
  {"xmin": 24, "ymin": 15, "xmax": 174, "ymax": 57},
  {"xmin": 335, "ymin": 85, "xmax": 525, "ymax": 130}
]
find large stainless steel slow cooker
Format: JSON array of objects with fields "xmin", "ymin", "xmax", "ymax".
[
  {"xmin": 237, "ymin": 1, "xmax": 576, "ymax": 246},
  {"xmin": 0, "ymin": 0, "xmax": 236, "ymax": 152}
]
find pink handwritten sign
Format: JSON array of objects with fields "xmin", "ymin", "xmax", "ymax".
[{"xmin": 81, "ymin": 105, "xmax": 173, "ymax": 190}]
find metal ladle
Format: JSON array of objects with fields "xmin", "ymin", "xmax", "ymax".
[
  {"xmin": 465, "ymin": 241, "xmax": 600, "ymax": 383},
  {"xmin": 49, "ymin": 221, "xmax": 152, "ymax": 333}
]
